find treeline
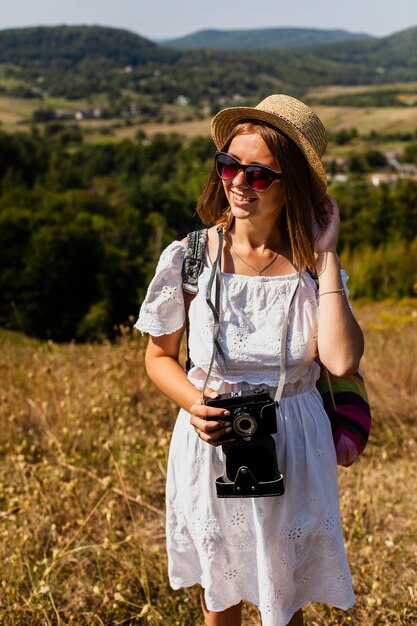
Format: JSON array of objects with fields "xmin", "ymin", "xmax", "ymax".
[
  {"xmin": 0, "ymin": 128, "xmax": 212, "ymax": 340},
  {"xmin": 317, "ymin": 90, "xmax": 411, "ymax": 108},
  {"xmin": 0, "ymin": 25, "xmax": 169, "ymax": 67},
  {"xmin": 333, "ymin": 179, "xmax": 417, "ymax": 299},
  {"xmin": 0, "ymin": 128, "xmax": 416, "ymax": 341}
]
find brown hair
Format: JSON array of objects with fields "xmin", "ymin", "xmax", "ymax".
[{"xmin": 196, "ymin": 122, "xmax": 319, "ymax": 271}]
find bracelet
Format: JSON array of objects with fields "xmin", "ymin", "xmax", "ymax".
[{"xmin": 318, "ymin": 288, "xmax": 345, "ymax": 298}]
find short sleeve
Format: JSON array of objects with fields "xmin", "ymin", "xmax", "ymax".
[{"xmin": 135, "ymin": 241, "xmax": 186, "ymax": 336}]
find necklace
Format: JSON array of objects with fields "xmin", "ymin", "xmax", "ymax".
[{"xmin": 225, "ymin": 235, "xmax": 279, "ymax": 275}]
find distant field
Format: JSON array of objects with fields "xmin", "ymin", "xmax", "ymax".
[
  {"xmin": 0, "ymin": 95, "xmax": 97, "ymax": 130},
  {"xmin": 118, "ymin": 118, "xmax": 212, "ymax": 139},
  {"xmin": 0, "ymin": 96, "xmax": 41, "ymax": 124},
  {"xmin": 316, "ymin": 105, "xmax": 417, "ymax": 134},
  {"xmin": 129, "ymin": 106, "xmax": 417, "ymax": 139},
  {"xmin": 117, "ymin": 105, "xmax": 417, "ymax": 141},
  {"xmin": 1, "ymin": 90, "xmax": 417, "ymax": 141},
  {"xmin": 306, "ymin": 82, "xmax": 417, "ymax": 98}
]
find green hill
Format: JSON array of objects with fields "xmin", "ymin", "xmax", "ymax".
[
  {"xmin": 0, "ymin": 25, "xmax": 179, "ymax": 100},
  {"xmin": 161, "ymin": 27, "xmax": 372, "ymax": 50},
  {"xmin": 0, "ymin": 24, "xmax": 416, "ymax": 108},
  {"xmin": 0, "ymin": 25, "xmax": 175, "ymax": 67},
  {"xmin": 312, "ymin": 25, "xmax": 417, "ymax": 81}
]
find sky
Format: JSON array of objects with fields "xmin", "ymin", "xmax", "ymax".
[{"xmin": 1, "ymin": 0, "xmax": 417, "ymax": 41}]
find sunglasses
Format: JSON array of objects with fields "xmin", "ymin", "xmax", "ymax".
[{"xmin": 214, "ymin": 151, "xmax": 283, "ymax": 192}]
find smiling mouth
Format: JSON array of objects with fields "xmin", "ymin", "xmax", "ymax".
[{"xmin": 232, "ymin": 190, "xmax": 256, "ymax": 203}]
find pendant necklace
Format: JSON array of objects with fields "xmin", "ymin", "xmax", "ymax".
[{"xmin": 225, "ymin": 235, "xmax": 279, "ymax": 276}]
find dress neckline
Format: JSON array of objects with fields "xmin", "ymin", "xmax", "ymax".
[
  {"xmin": 176, "ymin": 240, "xmax": 300, "ymax": 280},
  {"xmin": 205, "ymin": 243, "xmax": 299, "ymax": 279}
]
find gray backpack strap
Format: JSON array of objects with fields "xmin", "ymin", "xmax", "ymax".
[
  {"xmin": 182, "ymin": 228, "xmax": 208, "ymax": 372},
  {"xmin": 182, "ymin": 228, "xmax": 208, "ymax": 294}
]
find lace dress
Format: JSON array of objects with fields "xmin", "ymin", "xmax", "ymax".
[{"xmin": 136, "ymin": 240, "xmax": 355, "ymax": 626}]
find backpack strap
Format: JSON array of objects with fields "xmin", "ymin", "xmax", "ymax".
[
  {"xmin": 182, "ymin": 229, "xmax": 208, "ymax": 371},
  {"xmin": 182, "ymin": 228, "xmax": 208, "ymax": 294},
  {"xmin": 307, "ymin": 268, "xmax": 319, "ymax": 289}
]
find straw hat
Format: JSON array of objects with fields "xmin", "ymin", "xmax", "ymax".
[{"xmin": 211, "ymin": 94, "xmax": 328, "ymax": 202}]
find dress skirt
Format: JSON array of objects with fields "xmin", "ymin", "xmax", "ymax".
[{"xmin": 165, "ymin": 379, "xmax": 355, "ymax": 626}]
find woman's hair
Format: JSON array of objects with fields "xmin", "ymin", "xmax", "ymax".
[{"xmin": 196, "ymin": 121, "xmax": 319, "ymax": 271}]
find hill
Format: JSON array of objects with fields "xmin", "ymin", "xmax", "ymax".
[
  {"xmin": 0, "ymin": 24, "xmax": 175, "ymax": 67},
  {"xmin": 311, "ymin": 25, "xmax": 417, "ymax": 82},
  {"xmin": 0, "ymin": 25, "xmax": 179, "ymax": 100},
  {"xmin": 0, "ymin": 25, "xmax": 416, "ymax": 114},
  {"xmin": 161, "ymin": 27, "xmax": 372, "ymax": 50}
]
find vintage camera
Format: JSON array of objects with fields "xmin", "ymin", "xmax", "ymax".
[{"xmin": 206, "ymin": 388, "xmax": 284, "ymax": 498}]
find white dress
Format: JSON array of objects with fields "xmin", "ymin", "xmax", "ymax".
[{"xmin": 136, "ymin": 240, "xmax": 355, "ymax": 626}]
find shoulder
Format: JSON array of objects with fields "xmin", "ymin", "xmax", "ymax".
[
  {"xmin": 180, "ymin": 226, "xmax": 213, "ymax": 246},
  {"xmin": 181, "ymin": 227, "xmax": 212, "ymax": 261},
  {"xmin": 207, "ymin": 225, "xmax": 220, "ymax": 241},
  {"xmin": 135, "ymin": 241, "xmax": 188, "ymax": 336},
  {"xmin": 160, "ymin": 239, "xmax": 186, "ymax": 254},
  {"xmin": 152, "ymin": 240, "xmax": 187, "ymax": 280}
]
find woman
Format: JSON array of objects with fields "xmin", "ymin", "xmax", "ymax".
[{"xmin": 136, "ymin": 94, "xmax": 364, "ymax": 626}]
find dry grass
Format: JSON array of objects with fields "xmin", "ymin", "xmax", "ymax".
[
  {"xmin": 306, "ymin": 82, "xmax": 417, "ymax": 99},
  {"xmin": 0, "ymin": 301, "xmax": 416, "ymax": 625},
  {"xmin": 2, "ymin": 86, "xmax": 417, "ymax": 141},
  {"xmin": 112, "ymin": 106, "xmax": 417, "ymax": 141},
  {"xmin": 0, "ymin": 96, "xmax": 47, "ymax": 124},
  {"xmin": 314, "ymin": 105, "xmax": 417, "ymax": 136}
]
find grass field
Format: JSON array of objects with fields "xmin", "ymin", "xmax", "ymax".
[
  {"xmin": 306, "ymin": 82, "xmax": 417, "ymax": 99},
  {"xmin": 316, "ymin": 105, "xmax": 417, "ymax": 135},
  {"xmin": 0, "ymin": 96, "xmax": 42, "ymax": 125},
  {"xmin": 1, "ymin": 300, "xmax": 416, "ymax": 625},
  {"xmin": 109, "ymin": 105, "xmax": 417, "ymax": 142},
  {"xmin": 0, "ymin": 95, "xmax": 98, "ymax": 132},
  {"xmin": 1, "ymin": 84, "xmax": 417, "ymax": 141}
]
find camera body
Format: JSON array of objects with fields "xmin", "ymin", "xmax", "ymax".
[
  {"xmin": 206, "ymin": 388, "xmax": 284, "ymax": 498},
  {"xmin": 206, "ymin": 388, "xmax": 276, "ymax": 438}
]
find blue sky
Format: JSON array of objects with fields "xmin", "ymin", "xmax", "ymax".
[{"xmin": 1, "ymin": 0, "xmax": 416, "ymax": 40}]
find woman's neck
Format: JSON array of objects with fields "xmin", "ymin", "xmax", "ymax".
[{"xmin": 228, "ymin": 219, "xmax": 288, "ymax": 254}]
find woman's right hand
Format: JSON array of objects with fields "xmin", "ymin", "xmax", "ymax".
[{"xmin": 189, "ymin": 388, "xmax": 236, "ymax": 447}]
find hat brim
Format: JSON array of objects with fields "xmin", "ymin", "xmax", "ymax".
[{"xmin": 211, "ymin": 106, "xmax": 327, "ymax": 204}]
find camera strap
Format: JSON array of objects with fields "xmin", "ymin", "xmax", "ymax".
[
  {"xmin": 273, "ymin": 274, "xmax": 300, "ymax": 404},
  {"xmin": 200, "ymin": 226, "xmax": 300, "ymax": 405},
  {"xmin": 201, "ymin": 226, "xmax": 227, "ymax": 395}
]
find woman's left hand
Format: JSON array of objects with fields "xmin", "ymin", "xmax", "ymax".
[{"xmin": 312, "ymin": 195, "xmax": 340, "ymax": 255}]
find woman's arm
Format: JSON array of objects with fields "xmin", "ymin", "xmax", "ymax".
[
  {"xmin": 145, "ymin": 326, "xmax": 201, "ymax": 412},
  {"xmin": 145, "ymin": 328, "xmax": 234, "ymax": 445},
  {"xmin": 313, "ymin": 196, "xmax": 364, "ymax": 376}
]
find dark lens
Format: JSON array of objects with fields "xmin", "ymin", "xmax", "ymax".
[
  {"xmin": 216, "ymin": 153, "xmax": 239, "ymax": 180},
  {"xmin": 246, "ymin": 166, "xmax": 274, "ymax": 191}
]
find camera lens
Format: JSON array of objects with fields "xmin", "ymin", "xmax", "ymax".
[{"xmin": 233, "ymin": 411, "xmax": 257, "ymax": 437}]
